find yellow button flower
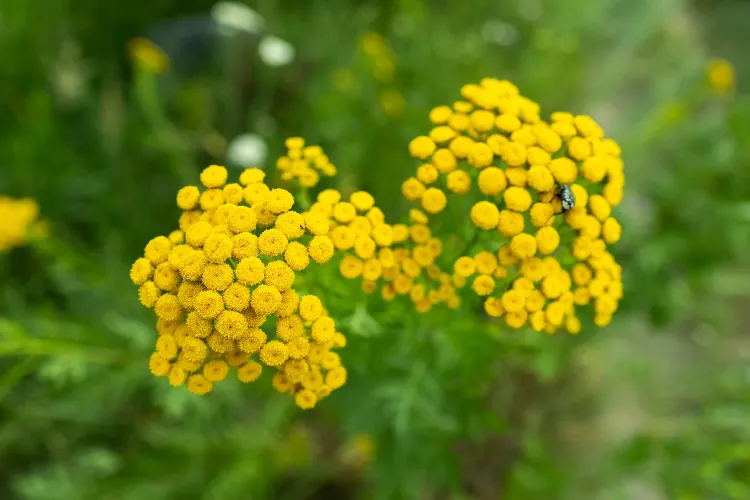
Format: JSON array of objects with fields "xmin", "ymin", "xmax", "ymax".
[
  {"xmin": 497, "ymin": 210, "xmax": 524, "ymax": 237},
  {"xmin": 588, "ymin": 194, "xmax": 611, "ymax": 222},
  {"xmin": 483, "ymin": 297, "xmax": 504, "ymax": 317},
  {"xmin": 235, "ymin": 257, "xmax": 264, "ymax": 285},
  {"xmin": 429, "ymin": 125, "xmax": 457, "ymax": 144},
  {"xmin": 401, "ymin": 177, "xmax": 426, "ymax": 201},
  {"xmin": 371, "ymin": 224, "xmax": 394, "ymax": 247},
  {"xmin": 454, "ymin": 256, "xmax": 476, "ymax": 277},
  {"xmin": 130, "ymin": 258, "xmax": 153, "ymax": 285},
  {"xmin": 448, "ymin": 113, "xmax": 470, "ymax": 132},
  {"xmin": 526, "ymin": 146, "xmax": 551, "ymax": 166},
  {"xmin": 193, "ymin": 290, "xmax": 224, "ymax": 319},
  {"xmin": 572, "ymin": 263, "xmax": 593, "ymax": 286},
  {"xmin": 495, "ymin": 113, "xmax": 521, "ymax": 133},
  {"xmin": 473, "ymin": 252, "xmax": 497, "ymax": 275},
  {"xmin": 257, "ymin": 228, "xmax": 288, "ymax": 256},
  {"xmin": 541, "ymin": 273, "xmax": 565, "ymax": 299},
  {"xmin": 510, "ymin": 127, "xmax": 537, "ymax": 147},
  {"xmin": 520, "ymin": 257, "xmax": 547, "ymax": 282},
  {"xmin": 251, "ymin": 284, "xmax": 282, "ymax": 315},
  {"xmin": 501, "ymin": 142, "xmax": 527, "ymax": 167},
  {"xmin": 176, "ymin": 186, "xmax": 200, "ymax": 210},
  {"xmin": 527, "ymin": 165, "xmax": 555, "ymax": 192},
  {"xmin": 311, "ymin": 316, "xmax": 335, "ymax": 343},
  {"xmin": 222, "ymin": 183, "xmax": 244, "ymax": 205},
  {"xmin": 274, "ymin": 211, "xmax": 305, "ymax": 239},
  {"xmin": 264, "ymin": 261, "xmax": 295, "ymax": 290},
  {"xmin": 449, "ymin": 136, "xmax": 474, "ymax": 158},
  {"xmin": 339, "ymin": 254, "xmax": 364, "ymax": 279},
  {"xmin": 476, "ymin": 167, "xmax": 507, "ymax": 196},
  {"xmin": 525, "ymin": 290, "xmax": 546, "ymax": 313},
  {"xmin": 239, "ymin": 168, "xmax": 265, "ymax": 186},
  {"xmin": 332, "ymin": 202, "xmax": 356, "ymax": 223},
  {"xmin": 535, "ymin": 127, "xmax": 562, "ymax": 154},
  {"xmin": 470, "ymin": 109, "xmax": 495, "ymax": 132},
  {"xmin": 468, "ymin": 142, "xmax": 494, "ymax": 168},
  {"xmin": 429, "ymin": 105, "xmax": 453, "ymax": 124},
  {"xmin": 545, "ymin": 302, "xmax": 565, "ymax": 326},
  {"xmin": 219, "ymin": 282, "xmax": 249, "ymax": 311},
  {"xmin": 571, "ymin": 115, "xmax": 602, "ymax": 138},
  {"xmin": 447, "ymin": 170, "xmax": 472, "ymax": 194},
  {"xmin": 408, "ymin": 136, "xmax": 437, "ymax": 159},
  {"xmin": 186, "ymin": 374, "xmax": 213, "ymax": 395},
  {"xmin": 259, "ymin": 340, "xmax": 290, "ymax": 367},
  {"xmin": 501, "ymin": 290, "xmax": 525, "ymax": 313},
  {"xmin": 153, "ymin": 262, "xmax": 180, "ymax": 292},
  {"xmin": 503, "ymin": 186, "xmax": 533, "ymax": 212},
  {"xmin": 470, "ymin": 201, "xmax": 500, "ymax": 230},
  {"xmin": 215, "ymin": 310, "xmax": 248, "ymax": 340},
  {"xmin": 202, "ymin": 263, "xmax": 234, "ymax": 291},
  {"xmin": 510, "ymin": 233, "xmax": 537, "ymax": 259},
  {"xmin": 471, "ymin": 275, "xmax": 495, "ymax": 296},
  {"xmin": 547, "ymin": 158, "xmax": 576, "ymax": 184},
  {"xmin": 602, "ymin": 217, "xmax": 622, "ymax": 244},
  {"xmin": 535, "ymin": 226, "xmax": 560, "ymax": 255},
  {"xmin": 417, "ymin": 163, "xmax": 440, "ymax": 183},
  {"xmin": 505, "ymin": 310, "xmax": 528, "ymax": 329},
  {"xmin": 200, "ymin": 165, "xmax": 228, "ymax": 188},
  {"xmin": 203, "ymin": 233, "xmax": 233, "ymax": 263},
  {"xmin": 177, "ymin": 281, "xmax": 204, "ymax": 310},
  {"xmin": 421, "ymin": 188, "xmax": 447, "ymax": 214},
  {"xmin": 308, "ymin": 235, "xmax": 334, "ymax": 264},
  {"xmin": 200, "ymin": 189, "xmax": 225, "ymax": 211},
  {"xmin": 237, "ymin": 361, "xmax": 263, "ymax": 383},
  {"xmin": 568, "ymin": 137, "xmax": 592, "ymax": 161},
  {"xmin": 145, "ymin": 236, "xmax": 172, "ymax": 265},
  {"xmin": 284, "ymin": 241, "xmax": 310, "ymax": 271}
]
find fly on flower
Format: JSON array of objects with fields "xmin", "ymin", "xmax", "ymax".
[
  {"xmin": 557, "ymin": 183, "xmax": 575, "ymax": 213},
  {"xmin": 544, "ymin": 183, "xmax": 576, "ymax": 226}
]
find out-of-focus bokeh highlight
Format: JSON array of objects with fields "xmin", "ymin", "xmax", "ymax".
[{"xmin": 1, "ymin": 0, "xmax": 749, "ymax": 498}]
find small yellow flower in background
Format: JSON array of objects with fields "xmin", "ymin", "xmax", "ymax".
[
  {"xmin": 276, "ymin": 137, "xmax": 337, "ymax": 188},
  {"xmin": 0, "ymin": 196, "xmax": 46, "ymax": 252},
  {"xmin": 380, "ymin": 89, "xmax": 405, "ymax": 117},
  {"xmin": 706, "ymin": 58, "xmax": 734, "ymax": 94},
  {"xmin": 358, "ymin": 32, "xmax": 397, "ymax": 82},
  {"xmin": 127, "ymin": 37, "xmax": 170, "ymax": 74},
  {"xmin": 338, "ymin": 433, "xmax": 376, "ymax": 469},
  {"xmin": 131, "ymin": 164, "xmax": 346, "ymax": 408}
]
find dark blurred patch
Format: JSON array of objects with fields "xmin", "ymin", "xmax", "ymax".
[{"xmin": 145, "ymin": 15, "xmax": 221, "ymax": 76}]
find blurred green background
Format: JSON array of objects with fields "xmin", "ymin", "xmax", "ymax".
[{"xmin": 1, "ymin": 0, "xmax": 749, "ymax": 498}]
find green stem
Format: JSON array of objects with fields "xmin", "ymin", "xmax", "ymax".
[{"xmin": 457, "ymin": 228, "xmax": 481, "ymax": 259}]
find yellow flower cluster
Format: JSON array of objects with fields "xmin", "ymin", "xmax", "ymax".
[
  {"xmin": 276, "ymin": 137, "xmax": 337, "ymax": 188},
  {"xmin": 308, "ymin": 189, "xmax": 459, "ymax": 311},
  {"xmin": 403, "ymin": 78, "xmax": 623, "ymax": 332},
  {"xmin": 0, "ymin": 196, "xmax": 43, "ymax": 252},
  {"xmin": 130, "ymin": 165, "xmax": 346, "ymax": 408}
]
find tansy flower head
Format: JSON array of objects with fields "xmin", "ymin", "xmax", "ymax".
[
  {"xmin": 394, "ymin": 77, "xmax": 624, "ymax": 331},
  {"xmin": 131, "ymin": 164, "xmax": 347, "ymax": 406}
]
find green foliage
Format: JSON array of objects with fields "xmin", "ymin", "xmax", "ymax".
[{"xmin": 1, "ymin": 0, "xmax": 749, "ymax": 498}]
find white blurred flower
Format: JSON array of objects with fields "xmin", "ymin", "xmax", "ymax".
[
  {"xmin": 211, "ymin": 2, "xmax": 265, "ymax": 34},
  {"xmin": 226, "ymin": 133, "xmax": 268, "ymax": 169},
  {"xmin": 518, "ymin": 0, "xmax": 543, "ymax": 21},
  {"xmin": 481, "ymin": 20, "xmax": 519, "ymax": 47},
  {"xmin": 49, "ymin": 40, "xmax": 92, "ymax": 107},
  {"xmin": 258, "ymin": 35, "xmax": 295, "ymax": 67}
]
